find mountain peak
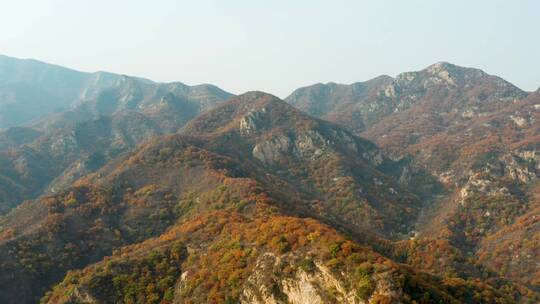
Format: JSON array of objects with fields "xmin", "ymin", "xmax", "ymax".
[
  {"xmin": 183, "ymin": 91, "xmax": 295, "ymax": 136},
  {"xmin": 393, "ymin": 61, "xmax": 497, "ymax": 89},
  {"xmin": 422, "ymin": 61, "xmax": 482, "ymax": 77},
  {"xmin": 232, "ymin": 91, "xmax": 281, "ymax": 106},
  {"xmin": 426, "ymin": 61, "xmax": 454, "ymax": 70},
  {"xmin": 224, "ymin": 91, "xmax": 287, "ymax": 115}
]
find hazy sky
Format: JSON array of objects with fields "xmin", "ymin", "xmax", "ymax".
[{"xmin": 1, "ymin": 0, "xmax": 539, "ymax": 97}]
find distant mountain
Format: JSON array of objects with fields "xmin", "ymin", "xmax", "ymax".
[
  {"xmin": 286, "ymin": 62, "xmax": 527, "ymax": 134},
  {"xmin": 0, "ymin": 126, "xmax": 42, "ymax": 150},
  {"xmin": 0, "ymin": 55, "xmax": 126, "ymax": 128},
  {"xmin": 37, "ymin": 76, "xmax": 232, "ymax": 132},
  {"xmin": 285, "ymin": 75, "xmax": 393, "ymax": 122},
  {"xmin": 0, "ymin": 96, "xmax": 233, "ymax": 215},
  {"xmin": 0, "ymin": 111, "xmax": 162, "ymax": 213},
  {"xmin": 286, "ymin": 62, "xmax": 540, "ymax": 291},
  {"xmin": 0, "ymin": 58, "xmax": 538, "ymax": 303},
  {"xmin": 0, "ymin": 55, "xmax": 233, "ymax": 130},
  {"xmin": 0, "ymin": 92, "xmax": 520, "ymax": 304},
  {"xmin": 0, "ymin": 56, "xmax": 233, "ymax": 214}
]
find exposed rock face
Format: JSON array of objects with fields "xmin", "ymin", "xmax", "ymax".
[
  {"xmin": 252, "ymin": 135, "xmax": 292, "ymax": 164},
  {"xmin": 240, "ymin": 253, "xmax": 359, "ymax": 304},
  {"xmin": 59, "ymin": 288, "xmax": 97, "ymax": 304},
  {"xmin": 251, "ymin": 129, "xmax": 383, "ymax": 167},
  {"xmin": 501, "ymin": 151, "xmax": 538, "ymax": 183},
  {"xmin": 50, "ymin": 132, "xmax": 78, "ymax": 156},
  {"xmin": 237, "ymin": 99, "xmax": 381, "ymax": 167},
  {"xmin": 240, "ymin": 107, "xmax": 268, "ymax": 135},
  {"xmin": 459, "ymin": 174, "xmax": 511, "ymax": 205},
  {"xmin": 239, "ymin": 253, "xmax": 408, "ymax": 304}
]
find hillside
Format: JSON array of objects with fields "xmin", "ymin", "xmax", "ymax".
[
  {"xmin": 0, "ymin": 58, "xmax": 233, "ymax": 214},
  {"xmin": 37, "ymin": 76, "xmax": 232, "ymax": 132},
  {"xmin": 285, "ymin": 63, "xmax": 540, "ymax": 294},
  {"xmin": 0, "ymin": 92, "xmax": 528, "ymax": 303},
  {"xmin": 286, "ymin": 62, "xmax": 527, "ymax": 134},
  {"xmin": 0, "ymin": 58, "xmax": 538, "ymax": 303}
]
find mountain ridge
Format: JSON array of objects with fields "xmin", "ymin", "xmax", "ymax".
[
  {"xmin": 286, "ymin": 62, "xmax": 527, "ymax": 134},
  {"xmin": 0, "ymin": 54, "xmax": 232, "ymax": 129},
  {"xmin": 0, "ymin": 58, "xmax": 539, "ymax": 303},
  {"xmin": 285, "ymin": 65, "xmax": 540, "ymax": 296},
  {"xmin": 0, "ymin": 59, "xmax": 234, "ymax": 214},
  {"xmin": 1, "ymin": 92, "xmax": 529, "ymax": 303}
]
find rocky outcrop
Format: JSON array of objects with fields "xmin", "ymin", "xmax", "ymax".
[
  {"xmin": 252, "ymin": 135, "xmax": 293, "ymax": 164},
  {"xmin": 50, "ymin": 132, "xmax": 78, "ymax": 156},
  {"xmin": 239, "ymin": 253, "xmax": 406, "ymax": 304},
  {"xmin": 240, "ymin": 107, "xmax": 268, "ymax": 135},
  {"xmin": 241, "ymin": 253, "xmax": 356, "ymax": 304},
  {"xmin": 457, "ymin": 150, "xmax": 538, "ymax": 205},
  {"xmin": 251, "ymin": 125, "xmax": 382, "ymax": 168}
]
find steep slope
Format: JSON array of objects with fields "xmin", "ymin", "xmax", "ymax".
[
  {"xmin": 285, "ymin": 75, "xmax": 393, "ymax": 126},
  {"xmin": 373, "ymin": 91, "xmax": 539, "ymax": 286},
  {"xmin": 286, "ymin": 63, "xmax": 539, "ymax": 292},
  {"xmin": 0, "ymin": 127, "xmax": 42, "ymax": 150},
  {"xmin": 38, "ymin": 76, "xmax": 232, "ymax": 132},
  {"xmin": 0, "ymin": 112, "xmax": 161, "ymax": 214},
  {"xmin": 182, "ymin": 92, "xmax": 423, "ymax": 238},
  {"xmin": 0, "ymin": 93, "xmax": 523, "ymax": 304},
  {"xmin": 0, "ymin": 65, "xmax": 233, "ymax": 214},
  {"xmin": 44, "ymin": 211, "xmax": 516, "ymax": 304},
  {"xmin": 477, "ymin": 183, "xmax": 540, "ymax": 287}
]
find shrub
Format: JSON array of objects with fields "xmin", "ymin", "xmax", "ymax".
[
  {"xmin": 65, "ymin": 198, "xmax": 79, "ymax": 207},
  {"xmin": 356, "ymin": 274, "xmax": 374, "ymax": 300},
  {"xmin": 299, "ymin": 258, "xmax": 316, "ymax": 273}
]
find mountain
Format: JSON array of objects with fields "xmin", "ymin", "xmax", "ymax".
[
  {"xmin": 1, "ymin": 58, "xmax": 538, "ymax": 303},
  {"xmin": 37, "ymin": 76, "xmax": 232, "ymax": 132},
  {"xmin": 0, "ymin": 54, "xmax": 232, "ymax": 131},
  {"xmin": 477, "ymin": 183, "xmax": 540, "ymax": 287},
  {"xmin": 0, "ymin": 57, "xmax": 233, "ymax": 214},
  {"xmin": 0, "ymin": 126, "xmax": 42, "ymax": 150},
  {"xmin": 284, "ymin": 75, "xmax": 393, "ymax": 124},
  {"xmin": 0, "ymin": 111, "xmax": 161, "ymax": 213},
  {"xmin": 182, "ymin": 92, "xmax": 425, "ymax": 238},
  {"xmin": 286, "ymin": 62, "xmax": 540, "ymax": 293},
  {"xmin": 286, "ymin": 62, "xmax": 527, "ymax": 134},
  {"xmin": 0, "ymin": 92, "xmax": 524, "ymax": 303},
  {"xmin": 0, "ymin": 55, "xmax": 125, "ymax": 128}
]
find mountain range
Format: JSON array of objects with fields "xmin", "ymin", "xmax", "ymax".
[{"xmin": 0, "ymin": 55, "xmax": 538, "ymax": 303}]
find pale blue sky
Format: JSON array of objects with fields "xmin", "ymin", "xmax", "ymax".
[{"xmin": 1, "ymin": 0, "xmax": 539, "ymax": 97}]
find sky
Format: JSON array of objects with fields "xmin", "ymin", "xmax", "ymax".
[{"xmin": 1, "ymin": 0, "xmax": 539, "ymax": 97}]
